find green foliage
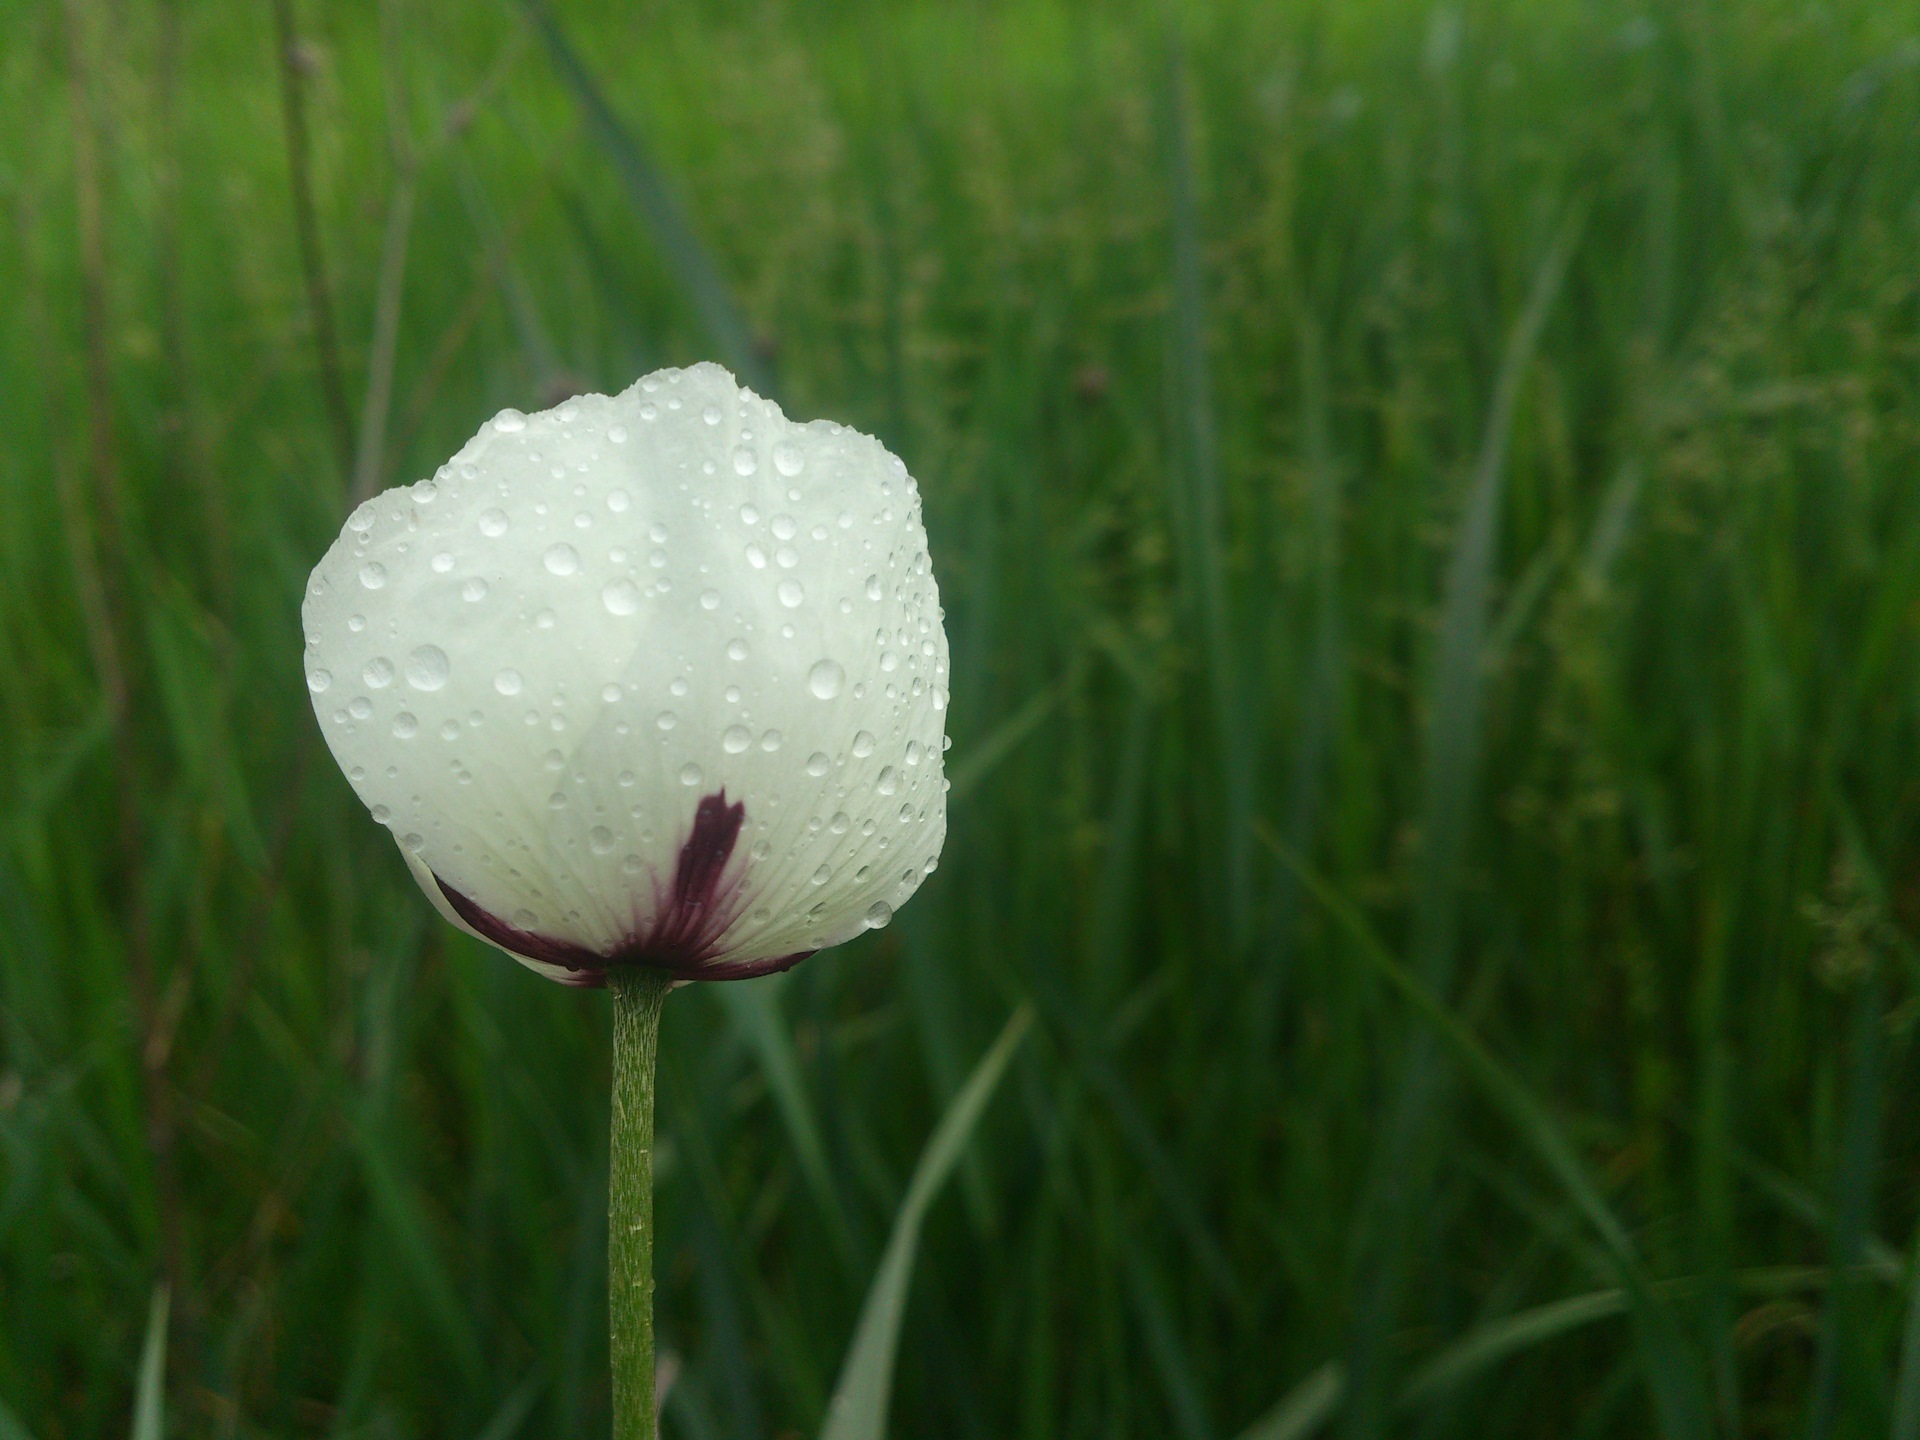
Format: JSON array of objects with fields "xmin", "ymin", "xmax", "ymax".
[{"xmin": 5, "ymin": 0, "xmax": 1920, "ymax": 1435}]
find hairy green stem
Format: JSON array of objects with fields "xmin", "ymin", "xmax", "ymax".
[{"xmin": 609, "ymin": 969, "xmax": 673, "ymax": 1440}]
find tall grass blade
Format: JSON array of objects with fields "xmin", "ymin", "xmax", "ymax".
[
  {"xmin": 1261, "ymin": 828, "xmax": 1712, "ymax": 1436},
  {"xmin": 710, "ymin": 979, "xmax": 856, "ymax": 1261},
  {"xmin": 1891, "ymin": 1216, "xmax": 1920, "ymax": 1440},
  {"xmin": 1340, "ymin": 206, "xmax": 1585, "ymax": 1434},
  {"xmin": 471, "ymin": 1371, "xmax": 543, "ymax": 1440},
  {"xmin": 820, "ymin": 1006, "xmax": 1032, "ymax": 1440},
  {"xmin": 1158, "ymin": 34, "xmax": 1249, "ymax": 950},
  {"xmin": 130, "ymin": 1284, "xmax": 167, "ymax": 1440},
  {"xmin": 520, "ymin": 0, "xmax": 772, "ymax": 395},
  {"xmin": 1233, "ymin": 1363, "xmax": 1342, "ymax": 1440},
  {"xmin": 1124, "ymin": 1254, "xmax": 1215, "ymax": 1440}
]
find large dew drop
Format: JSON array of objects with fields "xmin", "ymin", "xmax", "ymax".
[
  {"xmin": 544, "ymin": 543, "xmax": 581, "ymax": 577},
  {"xmin": 808, "ymin": 659, "xmax": 845, "ymax": 700},
  {"xmin": 406, "ymin": 646, "xmax": 450, "ymax": 691},
  {"xmin": 602, "ymin": 579, "xmax": 642, "ymax": 616}
]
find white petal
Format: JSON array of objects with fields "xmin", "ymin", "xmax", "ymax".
[{"xmin": 302, "ymin": 364, "xmax": 949, "ymax": 979}]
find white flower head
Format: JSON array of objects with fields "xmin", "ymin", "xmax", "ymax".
[{"xmin": 301, "ymin": 364, "xmax": 949, "ymax": 986}]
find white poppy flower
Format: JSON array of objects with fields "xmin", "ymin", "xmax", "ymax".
[{"xmin": 301, "ymin": 363, "xmax": 949, "ymax": 986}]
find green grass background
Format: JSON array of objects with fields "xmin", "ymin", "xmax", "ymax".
[{"xmin": 6, "ymin": 0, "xmax": 1920, "ymax": 1434}]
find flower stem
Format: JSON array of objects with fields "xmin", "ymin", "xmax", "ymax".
[{"xmin": 609, "ymin": 968, "xmax": 674, "ymax": 1440}]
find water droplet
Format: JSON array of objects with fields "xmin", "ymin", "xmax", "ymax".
[
  {"xmin": 493, "ymin": 408, "xmax": 526, "ymax": 432},
  {"xmin": 726, "ymin": 638, "xmax": 749, "ymax": 661},
  {"xmin": 462, "ymin": 577, "xmax": 488, "ymax": 602},
  {"xmin": 771, "ymin": 514, "xmax": 797, "ymax": 541},
  {"xmin": 702, "ymin": 404, "xmax": 722, "ymax": 425},
  {"xmin": 865, "ymin": 575, "xmax": 883, "ymax": 601},
  {"xmin": 808, "ymin": 659, "xmax": 845, "ymax": 699},
  {"xmin": 479, "ymin": 508, "xmax": 509, "ymax": 537},
  {"xmin": 363, "ymin": 657, "xmax": 395, "ymax": 689},
  {"xmin": 877, "ymin": 767, "xmax": 899, "ymax": 796},
  {"xmin": 680, "ymin": 763, "xmax": 704, "ymax": 787},
  {"xmin": 406, "ymin": 645, "xmax": 449, "ymax": 691},
  {"xmin": 905, "ymin": 740, "xmax": 923, "ymax": 765},
  {"xmin": 830, "ymin": 811, "xmax": 850, "ymax": 833},
  {"xmin": 603, "ymin": 579, "xmax": 642, "ymax": 615},
  {"xmin": 774, "ymin": 441, "xmax": 805, "ymax": 477},
  {"xmin": 739, "ymin": 503, "xmax": 761, "ymax": 525},
  {"xmin": 656, "ymin": 710, "xmax": 677, "ymax": 731},
  {"xmin": 590, "ymin": 826, "xmax": 617, "ymax": 854},
  {"xmin": 722, "ymin": 725, "xmax": 752, "ymax": 754},
  {"xmin": 439, "ymin": 719, "xmax": 461, "ymax": 740},
  {"xmin": 851, "ymin": 730, "xmax": 876, "ymax": 758},
  {"xmin": 776, "ymin": 547, "xmax": 800, "ymax": 569},
  {"xmin": 544, "ymin": 543, "xmax": 580, "ymax": 576},
  {"xmin": 347, "ymin": 502, "xmax": 378, "ymax": 533},
  {"xmin": 697, "ymin": 588, "xmax": 722, "ymax": 611},
  {"xmin": 431, "ymin": 551, "xmax": 455, "ymax": 573},
  {"xmin": 512, "ymin": 907, "xmax": 539, "ymax": 928},
  {"xmin": 806, "ymin": 752, "xmax": 830, "ymax": 777},
  {"xmin": 746, "ymin": 543, "xmax": 768, "ymax": 569},
  {"xmin": 649, "ymin": 548, "xmax": 668, "ymax": 569},
  {"xmin": 778, "ymin": 579, "xmax": 806, "ymax": 608},
  {"xmin": 607, "ymin": 424, "xmax": 629, "ymax": 444},
  {"xmin": 494, "ymin": 668, "xmax": 523, "ymax": 696},
  {"xmin": 732, "ymin": 445, "xmax": 758, "ymax": 476},
  {"xmin": 865, "ymin": 901, "xmax": 893, "ymax": 930},
  {"xmin": 608, "ymin": 489, "xmax": 631, "ymax": 513},
  {"xmin": 347, "ymin": 614, "xmax": 367, "ymax": 632},
  {"xmin": 760, "ymin": 729, "xmax": 782, "ymax": 751},
  {"xmin": 370, "ymin": 803, "xmax": 392, "ymax": 823},
  {"xmin": 359, "ymin": 563, "xmax": 387, "ymax": 590},
  {"xmin": 348, "ymin": 697, "xmax": 374, "ymax": 720},
  {"xmin": 306, "ymin": 668, "xmax": 333, "ymax": 693},
  {"xmin": 392, "ymin": 712, "xmax": 419, "ymax": 738},
  {"xmin": 811, "ymin": 865, "xmax": 831, "ymax": 886},
  {"xmin": 932, "ymin": 686, "xmax": 949, "ymax": 712}
]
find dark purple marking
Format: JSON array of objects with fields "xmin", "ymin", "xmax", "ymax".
[{"xmin": 433, "ymin": 788, "xmax": 812, "ymax": 986}]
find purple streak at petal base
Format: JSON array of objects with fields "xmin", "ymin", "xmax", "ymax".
[{"xmin": 432, "ymin": 789, "xmax": 812, "ymax": 985}]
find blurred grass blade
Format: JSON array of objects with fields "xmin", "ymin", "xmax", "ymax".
[
  {"xmin": 1401, "ymin": 1290, "xmax": 1626, "ymax": 1403},
  {"xmin": 1031, "ymin": 973, "xmax": 1241, "ymax": 1304},
  {"xmin": 471, "ymin": 1370, "xmax": 543, "ymax": 1440},
  {"xmin": 1804, "ymin": 968, "xmax": 1886, "ymax": 1439},
  {"xmin": 1412, "ymin": 203, "xmax": 1584, "ymax": 992},
  {"xmin": 711, "ymin": 980, "xmax": 855, "ymax": 1261},
  {"xmin": 520, "ymin": 0, "xmax": 771, "ymax": 395},
  {"xmin": 947, "ymin": 681, "xmax": 1062, "ymax": 803},
  {"xmin": 1124, "ymin": 1254, "xmax": 1215, "ymax": 1440},
  {"xmin": 1233, "ymin": 1363, "xmax": 1342, "ymax": 1440},
  {"xmin": 1158, "ymin": 33, "xmax": 1249, "ymax": 950},
  {"xmin": 1892, "ymin": 1215, "xmax": 1920, "ymax": 1439},
  {"xmin": 1260, "ymin": 826, "xmax": 1711, "ymax": 1436},
  {"xmin": 1342, "ymin": 207, "xmax": 1585, "ymax": 1431},
  {"xmin": 130, "ymin": 1284, "xmax": 167, "ymax": 1440},
  {"xmin": 820, "ymin": 1006, "xmax": 1032, "ymax": 1440}
]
